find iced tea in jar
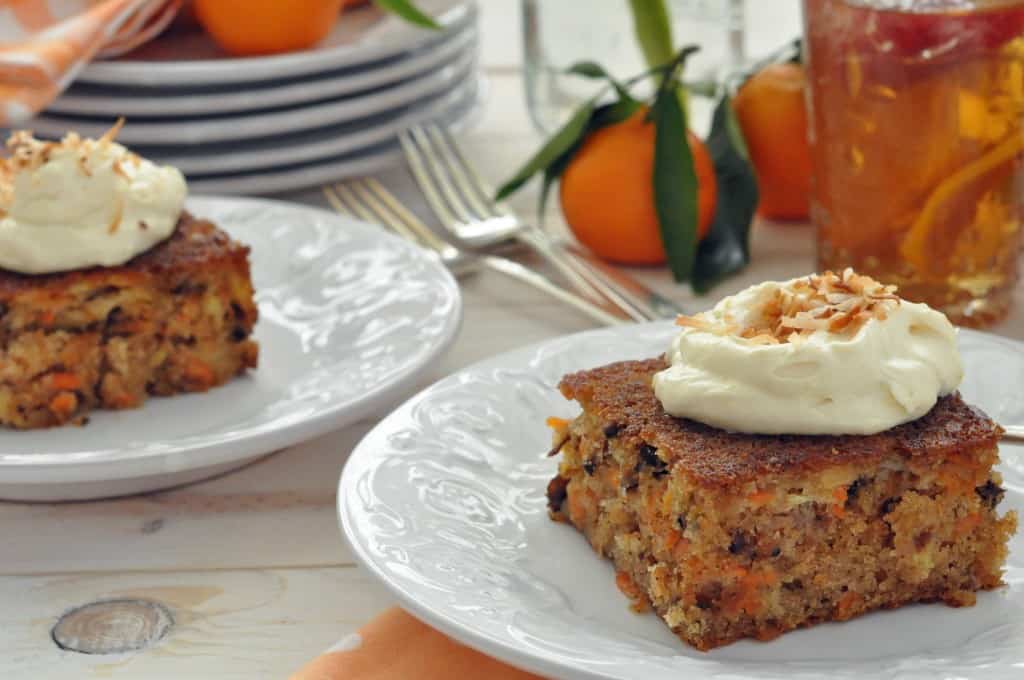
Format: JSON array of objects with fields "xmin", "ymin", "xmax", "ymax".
[{"xmin": 803, "ymin": 0, "xmax": 1024, "ymax": 326}]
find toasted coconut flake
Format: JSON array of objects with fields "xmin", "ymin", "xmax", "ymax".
[
  {"xmin": 747, "ymin": 333, "xmax": 780, "ymax": 345},
  {"xmin": 99, "ymin": 118, "xmax": 125, "ymax": 146},
  {"xmin": 676, "ymin": 314, "xmax": 711, "ymax": 329},
  {"xmin": 780, "ymin": 315, "xmax": 828, "ymax": 331},
  {"xmin": 678, "ymin": 270, "xmax": 900, "ymax": 346},
  {"xmin": 107, "ymin": 199, "xmax": 124, "ymax": 234},
  {"xmin": 1, "ymin": 126, "xmax": 144, "ymax": 209}
]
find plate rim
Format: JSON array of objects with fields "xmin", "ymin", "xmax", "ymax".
[
  {"xmin": 337, "ymin": 322, "xmax": 1024, "ymax": 680},
  {"xmin": 147, "ymin": 69, "xmax": 482, "ymax": 175},
  {"xmin": 50, "ymin": 24, "xmax": 476, "ymax": 118},
  {"xmin": 0, "ymin": 195, "xmax": 463, "ymax": 485},
  {"xmin": 187, "ymin": 79, "xmax": 485, "ymax": 196},
  {"xmin": 77, "ymin": 1, "xmax": 475, "ymax": 87},
  {"xmin": 33, "ymin": 49, "xmax": 477, "ymax": 146}
]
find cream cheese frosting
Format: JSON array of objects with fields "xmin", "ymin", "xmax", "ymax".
[
  {"xmin": 0, "ymin": 125, "xmax": 186, "ymax": 274},
  {"xmin": 652, "ymin": 270, "xmax": 963, "ymax": 435}
]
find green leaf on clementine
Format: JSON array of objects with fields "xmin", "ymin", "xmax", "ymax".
[
  {"xmin": 373, "ymin": 0, "xmax": 441, "ymax": 29},
  {"xmin": 565, "ymin": 61, "xmax": 636, "ymax": 102},
  {"xmin": 495, "ymin": 99, "xmax": 596, "ymax": 201},
  {"xmin": 591, "ymin": 98, "xmax": 642, "ymax": 128},
  {"xmin": 651, "ymin": 85, "xmax": 699, "ymax": 282},
  {"xmin": 537, "ymin": 99, "xmax": 642, "ymax": 215},
  {"xmin": 691, "ymin": 93, "xmax": 759, "ymax": 293}
]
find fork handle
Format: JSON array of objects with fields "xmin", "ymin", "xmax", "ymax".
[
  {"xmin": 1004, "ymin": 424, "xmax": 1024, "ymax": 442},
  {"xmin": 479, "ymin": 255, "xmax": 627, "ymax": 327},
  {"xmin": 515, "ymin": 229, "xmax": 611, "ymax": 308},
  {"xmin": 562, "ymin": 242, "xmax": 687, "ymax": 319}
]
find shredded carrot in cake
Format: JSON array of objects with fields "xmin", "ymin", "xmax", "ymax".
[
  {"xmin": 545, "ymin": 416, "xmax": 569, "ymax": 430},
  {"xmin": 50, "ymin": 372, "xmax": 80, "ymax": 391}
]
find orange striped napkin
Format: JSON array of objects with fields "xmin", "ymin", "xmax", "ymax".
[
  {"xmin": 290, "ymin": 607, "xmax": 546, "ymax": 680},
  {"xmin": 0, "ymin": 0, "xmax": 180, "ymax": 125}
]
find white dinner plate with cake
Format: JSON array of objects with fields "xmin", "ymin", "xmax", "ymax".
[
  {"xmin": 339, "ymin": 273, "xmax": 1022, "ymax": 679},
  {"xmin": 0, "ymin": 133, "xmax": 461, "ymax": 501}
]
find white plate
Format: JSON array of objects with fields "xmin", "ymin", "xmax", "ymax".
[
  {"xmin": 78, "ymin": 0, "xmax": 475, "ymax": 87},
  {"xmin": 161, "ymin": 75, "xmax": 481, "ymax": 177},
  {"xmin": 188, "ymin": 80, "xmax": 484, "ymax": 196},
  {"xmin": 50, "ymin": 25, "xmax": 476, "ymax": 118},
  {"xmin": 339, "ymin": 322, "xmax": 1024, "ymax": 680},
  {"xmin": 0, "ymin": 197, "xmax": 462, "ymax": 502},
  {"xmin": 31, "ymin": 48, "xmax": 477, "ymax": 146}
]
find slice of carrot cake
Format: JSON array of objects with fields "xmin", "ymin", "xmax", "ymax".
[
  {"xmin": 0, "ymin": 128, "xmax": 258, "ymax": 428},
  {"xmin": 546, "ymin": 270, "xmax": 1017, "ymax": 650}
]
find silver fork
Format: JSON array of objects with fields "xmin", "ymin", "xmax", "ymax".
[
  {"xmin": 399, "ymin": 123, "xmax": 687, "ymax": 322},
  {"xmin": 323, "ymin": 179, "xmax": 627, "ymax": 327}
]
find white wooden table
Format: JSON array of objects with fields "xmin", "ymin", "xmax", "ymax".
[{"xmin": 4, "ymin": 3, "xmax": 1022, "ymax": 678}]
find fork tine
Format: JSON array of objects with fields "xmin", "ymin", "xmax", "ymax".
[
  {"xmin": 399, "ymin": 129, "xmax": 463, "ymax": 232},
  {"xmin": 361, "ymin": 177, "xmax": 451, "ymax": 253},
  {"xmin": 327, "ymin": 182, "xmax": 422, "ymax": 246},
  {"xmin": 322, "ymin": 184, "xmax": 351, "ymax": 216},
  {"xmin": 409, "ymin": 125, "xmax": 482, "ymax": 224},
  {"xmin": 424, "ymin": 124, "xmax": 505, "ymax": 219},
  {"xmin": 401, "ymin": 127, "xmax": 478, "ymax": 227},
  {"xmin": 419, "ymin": 124, "xmax": 496, "ymax": 220}
]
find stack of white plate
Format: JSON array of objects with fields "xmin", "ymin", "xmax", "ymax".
[{"xmin": 27, "ymin": 0, "xmax": 481, "ymax": 195}]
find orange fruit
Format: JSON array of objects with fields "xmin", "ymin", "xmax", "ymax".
[
  {"xmin": 194, "ymin": 0, "xmax": 344, "ymax": 57},
  {"xmin": 559, "ymin": 110, "xmax": 717, "ymax": 266},
  {"xmin": 732, "ymin": 62, "xmax": 812, "ymax": 221}
]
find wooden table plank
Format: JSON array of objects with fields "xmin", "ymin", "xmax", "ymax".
[{"xmin": 3, "ymin": 566, "xmax": 389, "ymax": 680}]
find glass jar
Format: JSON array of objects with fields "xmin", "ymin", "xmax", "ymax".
[
  {"xmin": 804, "ymin": 0, "xmax": 1024, "ymax": 327},
  {"xmin": 521, "ymin": 0, "xmax": 801, "ymax": 135}
]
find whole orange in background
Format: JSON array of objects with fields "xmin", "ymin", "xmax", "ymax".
[
  {"xmin": 194, "ymin": 0, "xmax": 344, "ymax": 56},
  {"xmin": 559, "ymin": 110, "xmax": 717, "ymax": 266},
  {"xmin": 732, "ymin": 62, "xmax": 812, "ymax": 221}
]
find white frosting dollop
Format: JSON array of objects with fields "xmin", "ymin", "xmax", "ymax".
[
  {"xmin": 0, "ymin": 128, "xmax": 186, "ymax": 274},
  {"xmin": 652, "ymin": 272, "xmax": 963, "ymax": 435}
]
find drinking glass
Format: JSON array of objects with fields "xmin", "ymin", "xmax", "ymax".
[
  {"xmin": 521, "ymin": 1, "xmax": 801, "ymax": 135},
  {"xmin": 804, "ymin": 0, "xmax": 1024, "ymax": 327}
]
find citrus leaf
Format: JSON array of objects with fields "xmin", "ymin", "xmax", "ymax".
[
  {"xmin": 628, "ymin": 0, "xmax": 675, "ymax": 69},
  {"xmin": 565, "ymin": 61, "xmax": 608, "ymax": 79},
  {"xmin": 373, "ymin": 0, "xmax": 441, "ymax": 29},
  {"xmin": 591, "ymin": 98, "xmax": 642, "ymax": 128},
  {"xmin": 566, "ymin": 61, "xmax": 635, "ymax": 102},
  {"xmin": 495, "ymin": 99, "xmax": 597, "ymax": 201},
  {"xmin": 539, "ymin": 151, "xmax": 573, "ymax": 217},
  {"xmin": 651, "ymin": 85, "xmax": 699, "ymax": 282},
  {"xmin": 691, "ymin": 94, "xmax": 759, "ymax": 293},
  {"xmin": 723, "ymin": 98, "xmax": 750, "ymax": 161},
  {"xmin": 537, "ymin": 99, "xmax": 641, "ymax": 216}
]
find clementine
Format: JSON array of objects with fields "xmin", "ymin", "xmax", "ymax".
[
  {"xmin": 194, "ymin": 0, "xmax": 344, "ymax": 57},
  {"xmin": 732, "ymin": 62, "xmax": 812, "ymax": 221},
  {"xmin": 559, "ymin": 110, "xmax": 717, "ymax": 266}
]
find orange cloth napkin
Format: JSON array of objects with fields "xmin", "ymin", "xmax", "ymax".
[
  {"xmin": 0, "ymin": 0, "xmax": 180, "ymax": 125},
  {"xmin": 290, "ymin": 607, "xmax": 546, "ymax": 680}
]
